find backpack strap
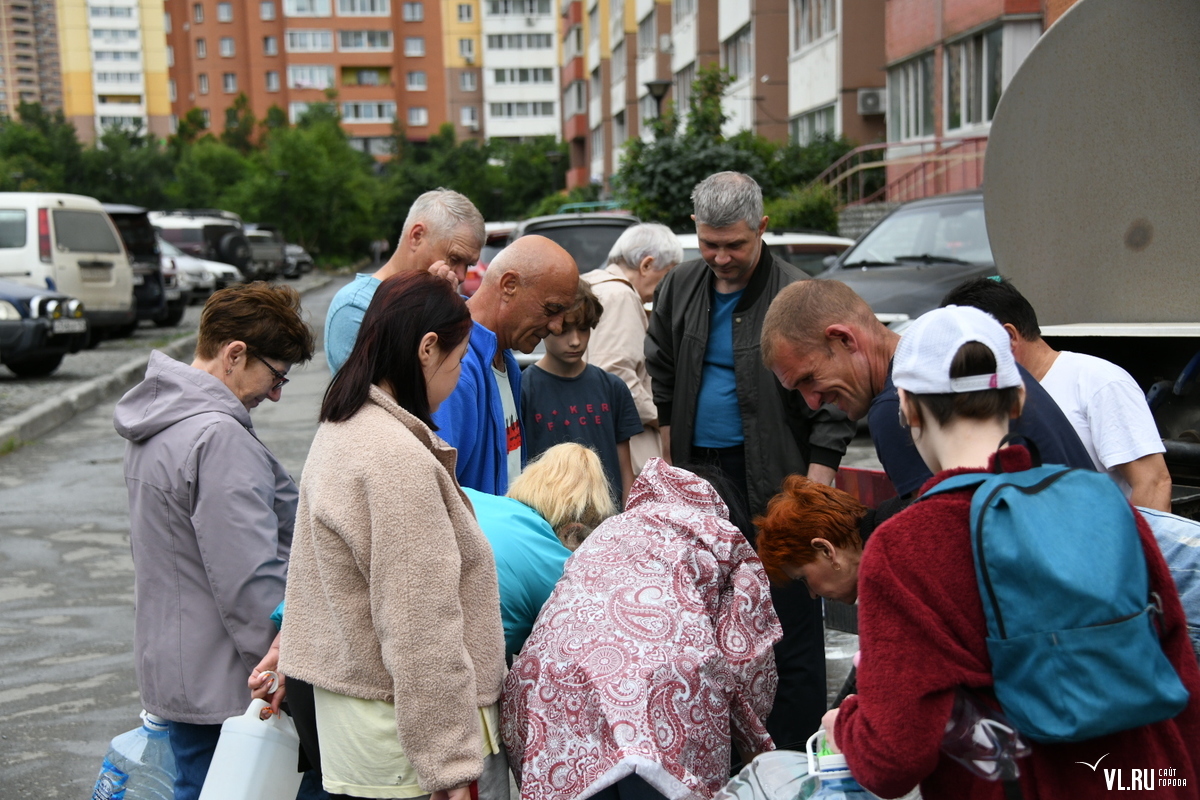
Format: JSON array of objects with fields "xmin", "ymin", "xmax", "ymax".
[
  {"xmin": 917, "ymin": 473, "xmax": 991, "ymax": 502},
  {"xmin": 993, "ymin": 433, "xmax": 1042, "ymax": 472}
]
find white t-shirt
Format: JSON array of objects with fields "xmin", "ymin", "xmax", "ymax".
[
  {"xmin": 494, "ymin": 364, "xmax": 523, "ymax": 489},
  {"xmin": 1040, "ymin": 350, "xmax": 1165, "ymax": 496}
]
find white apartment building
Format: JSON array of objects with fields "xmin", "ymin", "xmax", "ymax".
[
  {"xmin": 481, "ymin": 0, "xmax": 560, "ymax": 139},
  {"xmin": 76, "ymin": 0, "xmax": 157, "ymax": 137}
]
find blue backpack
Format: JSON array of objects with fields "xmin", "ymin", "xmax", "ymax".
[{"xmin": 920, "ymin": 437, "xmax": 1190, "ymax": 743}]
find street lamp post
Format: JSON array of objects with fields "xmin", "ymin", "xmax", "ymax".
[{"xmin": 644, "ymin": 79, "xmax": 672, "ymax": 117}]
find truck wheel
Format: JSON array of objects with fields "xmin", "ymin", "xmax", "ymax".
[
  {"xmin": 218, "ymin": 232, "xmax": 252, "ymax": 272},
  {"xmin": 5, "ymin": 353, "xmax": 64, "ymax": 377}
]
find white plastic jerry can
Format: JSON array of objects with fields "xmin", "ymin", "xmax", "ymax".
[{"xmin": 197, "ymin": 698, "xmax": 304, "ymax": 800}]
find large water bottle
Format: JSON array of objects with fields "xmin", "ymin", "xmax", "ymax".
[{"xmin": 91, "ymin": 711, "xmax": 176, "ymax": 800}]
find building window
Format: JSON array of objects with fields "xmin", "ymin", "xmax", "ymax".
[
  {"xmin": 563, "ymin": 80, "xmax": 585, "ymax": 117},
  {"xmin": 96, "ymin": 71, "xmax": 142, "ymax": 83},
  {"xmin": 673, "ymin": 0, "xmax": 694, "ymax": 25},
  {"xmin": 945, "ymin": 28, "xmax": 1003, "ymax": 131},
  {"xmin": 490, "ymin": 101, "xmax": 555, "ymax": 117},
  {"xmin": 563, "ymin": 25, "xmax": 583, "ymax": 59},
  {"xmin": 610, "ymin": 0, "xmax": 623, "ymax": 40},
  {"xmin": 217, "ymin": 2, "xmax": 232, "ymax": 20},
  {"xmin": 461, "ymin": 105, "xmax": 477, "ymax": 126},
  {"xmin": 348, "ymin": 67, "xmax": 387, "ymax": 85},
  {"xmin": 223, "ymin": 72, "xmax": 237, "ymax": 92},
  {"xmin": 611, "ymin": 40, "xmax": 626, "ymax": 83},
  {"xmin": 284, "ymin": 0, "xmax": 331, "ymax": 16},
  {"xmin": 887, "ymin": 52, "xmax": 934, "ymax": 141},
  {"xmin": 97, "ymin": 50, "xmax": 144, "ymax": 61},
  {"xmin": 404, "ymin": 36, "xmax": 424, "ymax": 56},
  {"xmin": 166, "ymin": 45, "xmax": 174, "ymax": 66},
  {"xmin": 487, "ymin": 0, "xmax": 550, "ymax": 14},
  {"xmin": 460, "ymin": 71, "xmax": 476, "ymax": 91},
  {"xmin": 338, "ymin": 0, "xmax": 388, "ymax": 14},
  {"xmin": 493, "ymin": 67, "xmax": 553, "ymax": 84},
  {"xmin": 406, "ymin": 70, "xmax": 426, "ymax": 90},
  {"xmin": 193, "ymin": 3, "xmax": 204, "ymax": 22},
  {"xmin": 286, "ymin": 29, "xmax": 333, "ymax": 50},
  {"xmin": 164, "ymin": 12, "xmax": 172, "ymax": 32},
  {"xmin": 401, "ymin": 1, "xmax": 422, "ymax": 20},
  {"xmin": 590, "ymin": 124, "xmax": 604, "ymax": 159},
  {"xmin": 340, "ymin": 101, "xmax": 396, "ymax": 121},
  {"xmin": 264, "ymin": 35, "xmax": 278, "ymax": 54},
  {"xmin": 588, "ymin": 5, "xmax": 598, "ymax": 43},
  {"xmin": 790, "ymin": 104, "xmax": 835, "ymax": 144},
  {"xmin": 674, "ymin": 61, "xmax": 695, "ymax": 115},
  {"xmin": 93, "ymin": 28, "xmax": 139, "ymax": 42},
  {"xmin": 639, "ymin": 92, "xmax": 657, "ymax": 126},
  {"xmin": 266, "ymin": 70, "xmax": 280, "ymax": 90},
  {"xmin": 288, "ymin": 102, "xmax": 308, "ymax": 122},
  {"xmin": 168, "ymin": 79, "xmax": 177, "ymax": 101},
  {"xmin": 637, "ymin": 10, "xmax": 655, "ymax": 56},
  {"xmin": 196, "ymin": 38, "xmax": 207, "ymax": 58},
  {"xmin": 613, "ymin": 110, "xmax": 626, "ymax": 149},
  {"xmin": 457, "ymin": 3, "xmax": 472, "ymax": 22},
  {"xmin": 724, "ymin": 25, "xmax": 752, "ymax": 81},
  {"xmin": 91, "ymin": 5, "xmax": 135, "ymax": 16},
  {"xmin": 339, "ymin": 30, "xmax": 392, "ymax": 50},
  {"xmin": 288, "ymin": 64, "xmax": 335, "ymax": 88},
  {"xmin": 407, "ymin": 106, "xmax": 428, "ymax": 126},
  {"xmin": 198, "ymin": 73, "xmax": 209, "ymax": 93},
  {"xmin": 219, "ymin": 36, "xmax": 235, "ymax": 56},
  {"xmin": 792, "ymin": 0, "xmax": 835, "ymax": 50},
  {"xmin": 459, "ymin": 38, "xmax": 474, "ymax": 59},
  {"xmin": 260, "ymin": 0, "xmax": 276, "ymax": 19},
  {"xmin": 201, "ymin": 109, "xmax": 211, "ymax": 127}
]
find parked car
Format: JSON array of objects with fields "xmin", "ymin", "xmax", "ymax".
[
  {"xmin": 284, "ymin": 243, "xmax": 314, "ymax": 278},
  {"xmin": 150, "ymin": 209, "xmax": 254, "ymax": 280},
  {"xmin": 508, "ymin": 213, "xmax": 640, "ymax": 274},
  {"xmin": 0, "ymin": 193, "xmax": 135, "ymax": 344},
  {"xmin": 244, "ymin": 224, "xmax": 287, "ymax": 280},
  {"xmin": 0, "ymin": 278, "xmax": 88, "ymax": 376},
  {"xmin": 676, "ymin": 230, "xmax": 856, "ymax": 277},
  {"xmin": 463, "ymin": 223, "xmax": 517, "ymax": 297},
  {"xmin": 816, "ymin": 190, "xmax": 997, "ymax": 321},
  {"xmin": 158, "ymin": 237, "xmax": 216, "ymax": 314},
  {"xmin": 104, "ymin": 204, "xmax": 171, "ymax": 329}
]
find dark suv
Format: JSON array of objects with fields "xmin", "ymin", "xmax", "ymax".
[
  {"xmin": 509, "ymin": 213, "xmax": 640, "ymax": 273},
  {"xmin": 0, "ymin": 279, "xmax": 88, "ymax": 376},
  {"xmin": 104, "ymin": 204, "xmax": 175, "ymax": 328},
  {"xmin": 150, "ymin": 209, "xmax": 253, "ymax": 280}
]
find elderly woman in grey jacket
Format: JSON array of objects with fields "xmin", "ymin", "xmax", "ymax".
[
  {"xmin": 280, "ymin": 271, "xmax": 507, "ymax": 800},
  {"xmin": 113, "ymin": 282, "xmax": 314, "ymax": 800}
]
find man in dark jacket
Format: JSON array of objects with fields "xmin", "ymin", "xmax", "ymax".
[{"xmin": 646, "ymin": 170, "xmax": 856, "ymax": 751}]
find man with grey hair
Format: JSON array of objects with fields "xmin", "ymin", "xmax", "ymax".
[
  {"xmin": 646, "ymin": 170, "xmax": 855, "ymax": 751},
  {"xmin": 582, "ymin": 222, "xmax": 683, "ymax": 472},
  {"xmin": 324, "ymin": 187, "xmax": 485, "ymax": 373}
]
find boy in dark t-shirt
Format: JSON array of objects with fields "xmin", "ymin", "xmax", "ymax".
[{"xmin": 522, "ymin": 280, "xmax": 643, "ymax": 505}]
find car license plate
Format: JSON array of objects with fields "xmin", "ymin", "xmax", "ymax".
[
  {"xmin": 132, "ymin": 273, "xmax": 145, "ymax": 285},
  {"xmin": 52, "ymin": 318, "xmax": 87, "ymax": 334}
]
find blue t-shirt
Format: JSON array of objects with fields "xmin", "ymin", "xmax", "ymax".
[
  {"xmin": 693, "ymin": 288, "xmax": 745, "ymax": 449},
  {"xmin": 521, "ymin": 363, "xmax": 644, "ymax": 502},
  {"xmin": 324, "ymin": 273, "xmax": 381, "ymax": 374},
  {"xmin": 868, "ymin": 361, "xmax": 1097, "ymax": 497},
  {"xmin": 463, "ymin": 488, "xmax": 571, "ymax": 658}
]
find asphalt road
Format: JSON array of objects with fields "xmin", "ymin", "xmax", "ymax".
[{"xmin": 0, "ymin": 276, "xmax": 347, "ymax": 797}]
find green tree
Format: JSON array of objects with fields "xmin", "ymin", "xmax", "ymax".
[
  {"xmin": 220, "ymin": 93, "xmax": 258, "ymax": 155},
  {"xmin": 80, "ymin": 126, "xmax": 175, "ymax": 208},
  {"xmin": 0, "ymin": 103, "xmax": 85, "ymax": 191},
  {"xmin": 168, "ymin": 138, "xmax": 251, "ymax": 209}
]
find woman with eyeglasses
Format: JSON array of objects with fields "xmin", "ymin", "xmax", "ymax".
[{"xmin": 114, "ymin": 281, "xmax": 315, "ymax": 800}]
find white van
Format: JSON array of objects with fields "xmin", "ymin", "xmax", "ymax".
[{"xmin": 0, "ymin": 192, "xmax": 136, "ymax": 339}]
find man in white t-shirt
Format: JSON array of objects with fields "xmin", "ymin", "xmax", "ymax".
[{"xmin": 943, "ymin": 277, "xmax": 1171, "ymax": 511}]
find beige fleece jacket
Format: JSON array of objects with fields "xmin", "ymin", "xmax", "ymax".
[
  {"xmin": 582, "ymin": 265, "xmax": 658, "ymax": 425},
  {"xmin": 279, "ymin": 385, "xmax": 506, "ymax": 793}
]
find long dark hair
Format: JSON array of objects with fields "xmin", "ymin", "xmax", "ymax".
[{"xmin": 320, "ymin": 272, "xmax": 472, "ymax": 426}]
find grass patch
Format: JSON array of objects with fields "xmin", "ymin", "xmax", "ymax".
[{"xmin": 0, "ymin": 436, "xmax": 21, "ymax": 457}]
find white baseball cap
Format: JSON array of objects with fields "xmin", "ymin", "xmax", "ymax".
[{"xmin": 893, "ymin": 305, "xmax": 1022, "ymax": 394}]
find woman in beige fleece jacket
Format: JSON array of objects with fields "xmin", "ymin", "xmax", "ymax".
[{"xmin": 280, "ymin": 272, "xmax": 507, "ymax": 800}]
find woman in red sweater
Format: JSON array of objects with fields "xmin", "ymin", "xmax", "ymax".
[{"xmin": 824, "ymin": 305, "xmax": 1200, "ymax": 799}]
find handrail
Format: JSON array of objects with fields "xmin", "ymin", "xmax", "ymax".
[
  {"xmin": 850, "ymin": 137, "xmax": 988, "ymax": 207},
  {"xmin": 811, "ymin": 136, "xmax": 990, "ymax": 208}
]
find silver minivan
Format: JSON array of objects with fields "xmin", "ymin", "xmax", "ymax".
[{"xmin": 0, "ymin": 193, "xmax": 136, "ymax": 339}]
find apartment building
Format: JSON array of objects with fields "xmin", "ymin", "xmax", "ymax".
[
  {"xmin": 445, "ymin": 0, "xmax": 482, "ymax": 141},
  {"xmin": 607, "ymin": 0, "xmax": 671, "ymax": 160},
  {"xmin": 58, "ymin": 0, "xmax": 171, "ymax": 141},
  {"xmin": 481, "ymin": 0, "xmax": 558, "ymax": 140},
  {"xmin": 0, "ymin": 0, "xmax": 62, "ymax": 118}
]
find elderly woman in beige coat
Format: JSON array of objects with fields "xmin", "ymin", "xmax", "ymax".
[
  {"xmin": 582, "ymin": 223, "xmax": 682, "ymax": 474},
  {"xmin": 280, "ymin": 271, "xmax": 506, "ymax": 800}
]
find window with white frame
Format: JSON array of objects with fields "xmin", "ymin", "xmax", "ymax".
[
  {"xmin": 724, "ymin": 25, "xmax": 751, "ymax": 81},
  {"xmin": 264, "ymin": 35, "xmax": 278, "ymax": 54},
  {"xmin": 673, "ymin": 0, "xmax": 694, "ymax": 25},
  {"xmin": 96, "ymin": 71, "xmax": 142, "ymax": 83},
  {"xmin": 223, "ymin": 72, "xmax": 237, "ymax": 92},
  {"xmin": 266, "ymin": 70, "xmax": 280, "ymax": 90},
  {"xmin": 590, "ymin": 65, "xmax": 601, "ymax": 100},
  {"xmin": 340, "ymin": 101, "xmax": 397, "ymax": 121},
  {"xmin": 674, "ymin": 61, "xmax": 695, "ymax": 114},
  {"xmin": 93, "ymin": 28, "xmax": 139, "ymax": 42},
  {"xmin": 217, "ymin": 2, "xmax": 232, "ymax": 20},
  {"xmin": 563, "ymin": 26, "xmax": 583, "ymax": 59},
  {"xmin": 888, "ymin": 52, "xmax": 933, "ymax": 141},
  {"xmin": 406, "ymin": 70, "xmax": 426, "ymax": 89},
  {"xmin": 288, "ymin": 102, "xmax": 308, "ymax": 122},
  {"xmin": 637, "ymin": 11, "xmax": 655, "ymax": 56},
  {"xmin": 588, "ymin": 5, "xmax": 598, "ymax": 43},
  {"xmin": 351, "ymin": 68, "xmax": 385, "ymax": 85},
  {"xmin": 457, "ymin": 3, "xmax": 471, "ymax": 21},
  {"xmin": 945, "ymin": 28, "xmax": 1002, "ymax": 131},
  {"xmin": 613, "ymin": 110, "xmax": 626, "ymax": 149},
  {"xmin": 260, "ymin": 0, "xmax": 275, "ymax": 19},
  {"xmin": 790, "ymin": 104, "xmax": 834, "ymax": 144},
  {"xmin": 286, "ymin": 29, "xmax": 333, "ymax": 50},
  {"xmin": 195, "ymin": 37, "xmax": 207, "ymax": 57},
  {"xmin": 489, "ymin": 101, "xmax": 555, "ymax": 117},
  {"xmin": 284, "ymin": 0, "xmax": 330, "ymax": 15},
  {"xmin": 461, "ymin": 106, "xmax": 477, "ymax": 126},
  {"xmin": 193, "ymin": 3, "xmax": 204, "ymax": 22},
  {"xmin": 168, "ymin": 79, "xmax": 176, "ymax": 101},
  {"xmin": 91, "ymin": 6, "xmax": 135, "ymax": 17},
  {"xmin": 198, "ymin": 73, "xmax": 209, "ymax": 93},
  {"xmin": 792, "ymin": 0, "xmax": 834, "ymax": 50},
  {"xmin": 487, "ymin": 0, "xmax": 549, "ymax": 14},
  {"xmin": 96, "ymin": 50, "xmax": 141, "ymax": 61},
  {"xmin": 493, "ymin": 67, "xmax": 553, "ymax": 84},
  {"xmin": 590, "ymin": 124, "xmax": 604, "ymax": 159},
  {"xmin": 610, "ymin": 0, "xmax": 623, "ymax": 40},
  {"xmin": 401, "ymin": 1, "xmax": 422, "ymax": 20},
  {"xmin": 219, "ymin": 36, "xmax": 234, "ymax": 56},
  {"xmin": 339, "ymin": 30, "xmax": 392, "ymax": 50},
  {"xmin": 404, "ymin": 36, "xmax": 424, "ymax": 56},
  {"xmin": 338, "ymin": 0, "xmax": 387, "ymax": 13},
  {"xmin": 487, "ymin": 33, "xmax": 552, "ymax": 49},
  {"xmin": 406, "ymin": 106, "xmax": 427, "ymax": 126},
  {"xmin": 166, "ymin": 45, "xmax": 174, "ymax": 66},
  {"xmin": 460, "ymin": 71, "xmax": 476, "ymax": 91},
  {"xmin": 201, "ymin": 109, "xmax": 211, "ymax": 127},
  {"xmin": 563, "ymin": 80, "xmax": 586, "ymax": 117},
  {"xmin": 611, "ymin": 40, "xmax": 626, "ymax": 82},
  {"xmin": 100, "ymin": 115, "xmax": 141, "ymax": 129},
  {"xmin": 459, "ymin": 38, "xmax": 474, "ymax": 59},
  {"xmin": 163, "ymin": 11, "xmax": 172, "ymax": 31},
  {"xmin": 639, "ymin": 92, "xmax": 657, "ymax": 125},
  {"xmin": 288, "ymin": 64, "xmax": 335, "ymax": 88}
]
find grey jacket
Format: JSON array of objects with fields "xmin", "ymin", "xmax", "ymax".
[
  {"xmin": 645, "ymin": 245, "xmax": 856, "ymax": 515},
  {"xmin": 114, "ymin": 351, "xmax": 295, "ymax": 725}
]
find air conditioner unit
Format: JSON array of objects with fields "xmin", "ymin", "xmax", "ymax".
[
  {"xmin": 467, "ymin": 122, "xmax": 480, "ymax": 131},
  {"xmin": 526, "ymin": 15, "xmax": 536, "ymax": 26},
  {"xmin": 464, "ymin": 54, "xmax": 475, "ymax": 65},
  {"xmin": 658, "ymin": 33, "xmax": 672, "ymax": 54},
  {"xmin": 857, "ymin": 87, "xmax": 886, "ymax": 115}
]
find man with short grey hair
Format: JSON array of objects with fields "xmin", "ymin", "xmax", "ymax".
[
  {"xmin": 324, "ymin": 187, "xmax": 486, "ymax": 373},
  {"xmin": 646, "ymin": 170, "xmax": 855, "ymax": 751}
]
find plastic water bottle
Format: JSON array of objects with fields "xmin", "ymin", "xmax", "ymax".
[{"xmin": 91, "ymin": 711, "xmax": 176, "ymax": 800}]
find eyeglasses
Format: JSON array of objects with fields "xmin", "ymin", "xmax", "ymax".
[{"xmin": 249, "ymin": 352, "xmax": 289, "ymax": 391}]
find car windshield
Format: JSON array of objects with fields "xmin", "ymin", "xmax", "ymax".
[
  {"xmin": 525, "ymin": 223, "xmax": 631, "ymax": 273},
  {"xmin": 108, "ymin": 214, "xmax": 159, "ymax": 258},
  {"xmin": 158, "ymin": 238, "xmax": 183, "ymax": 257},
  {"xmin": 158, "ymin": 227, "xmax": 204, "ymax": 245},
  {"xmin": 842, "ymin": 201, "xmax": 993, "ymax": 267}
]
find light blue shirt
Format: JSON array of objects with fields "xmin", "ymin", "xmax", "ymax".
[
  {"xmin": 1138, "ymin": 506, "xmax": 1200, "ymax": 664},
  {"xmin": 693, "ymin": 287, "xmax": 745, "ymax": 449},
  {"xmin": 324, "ymin": 273, "xmax": 381, "ymax": 374}
]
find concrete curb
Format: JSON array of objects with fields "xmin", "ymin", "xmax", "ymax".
[{"xmin": 0, "ymin": 275, "xmax": 333, "ymax": 453}]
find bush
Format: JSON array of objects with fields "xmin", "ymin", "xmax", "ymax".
[{"xmin": 763, "ymin": 183, "xmax": 839, "ymax": 235}]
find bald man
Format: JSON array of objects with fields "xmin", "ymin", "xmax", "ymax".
[{"xmin": 432, "ymin": 235, "xmax": 579, "ymax": 494}]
